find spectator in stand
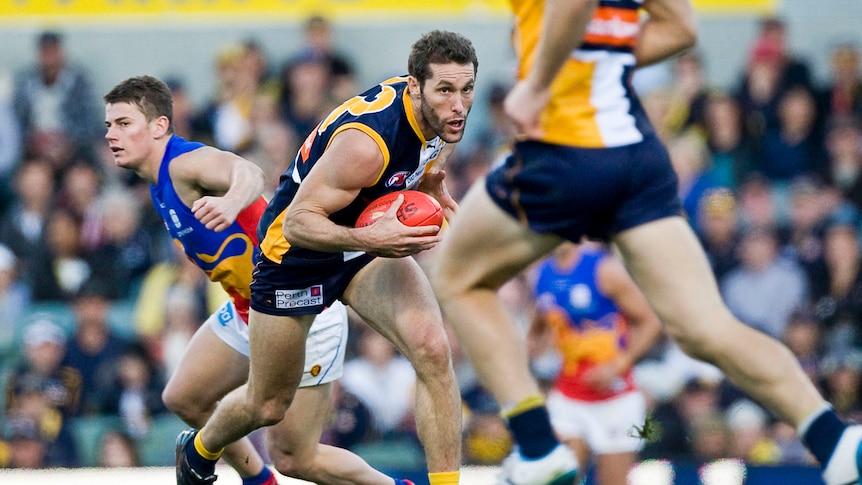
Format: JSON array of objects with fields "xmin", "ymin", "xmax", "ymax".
[
  {"xmin": 822, "ymin": 116, "xmax": 862, "ymax": 212},
  {"xmin": 278, "ymin": 50, "xmax": 337, "ymax": 142},
  {"xmin": 239, "ymin": 90, "xmax": 297, "ymax": 198},
  {"xmin": 807, "ymin": 211, "xmax": 862, "ymax": 353},
  {"xmin": 663, "ymin": 51, "xmax": 711, "ymax": 137},
  {"xmin": 4, "ymin": 318, "xmax": 81, "ymax": 466},
  {"xmin": 703, "ymin": 92, "xmax": 758, "ymax": 189},
  {"xmin": 757, "ymin": 86, "xmax": 825, "ymax": 184},
  {"xmin": 817, "ymin": 42, "xmax": 862, "ymax": 122},
  {"xmin": 61, "ymin": 279, "xmax": 132, "ymax": 415},
  {"xmin": 192, "ymin": 43, "xmax": 259, "ymax": 152},
  {"xmin": 736, "ymin": 174, "xmax": 783, "ymax": 236},
  {"xmin": 783, "ymin": 307, "xmax": 824, "ymax": 383},
  {"xmin": 13, "ymin": 31, "xmax": 102, "ymax": 167},
  {"xmin": 721, "ymin": 224, "xmax": 808, "ymax": 340},
  {"xmin": 27, "ymin": 207, "xmax": 92, "ymax": 301},
  {"xmin": 55, "ymin": 161, "xmax": 104, "ymax": 251},
  {"xmin": 785, "ymin": 176, "xmax": 833, "ymax": 270},
  {"xmin": 0, "ymin": 158, "xmax": 56, "ymax": 292},
  {"xmin": 165, "ymin": 77, "xmax": 195, "ymax": 141},
  {"xmin": 101, "ymin": 342, "xmax": 168, "ymax": 439},
  {"xmin": 697, "ymin": 188, "xmax": 741, "ymax": 281},
  {"xmin": 819, "ymin": 349, "xmax": 862, "ymax": 423},
  {"xmin": 734, "ymin": 18, "xmax": 813, "ymax": 147},
  {"xmin": 96, "ymin": 428, "xmax": 142, "ymax": 468},
  {"xmin": 0, "ymin": 418, "xmax": 51, "ymax": 468},
  {"xmin": 341, "ymin": 328, "xmax": 417, "ymax": 441},
  {"xmin": 86, "ymin": 189, "xmax": 155, "ymax": 300},
  {"xmin": 299, "ymin": 15, "xmax": 357, "ymax": 102}
]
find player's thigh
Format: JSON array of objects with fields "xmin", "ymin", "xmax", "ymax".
[
  {"xmin": 435, "ymin": 180, "xmax": 561, "ymax": 292},
  {"xmin": 163, "ymin": 322, "xmax": 249, "ymax": 407},
  {"xmin": 343, "ymin": 256, "xmax": 443, "ymax": 357},
  {"xmin": 268, "ymin": 383, "xmax": 333, "ymax": 459},
  {"xmin": 247, "ymin": 309, "xmax": 315, "ymax": 401},
  {"xmin": 612, "ymin": 216, "xmax": 733, "ymax": 331}
]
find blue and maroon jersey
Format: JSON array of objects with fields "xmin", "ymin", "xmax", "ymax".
[
  {"xmin": 534, "ymin": 247, "xmax": 637, "ymax": 401},
  {"xmin": 150, "ymin": 135, "xmax": 266, "ymax": 323}
]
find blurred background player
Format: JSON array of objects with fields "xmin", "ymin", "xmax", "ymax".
[{"xmin": 528, "ymin": 241, "xmax": 662, "ymax": 485}]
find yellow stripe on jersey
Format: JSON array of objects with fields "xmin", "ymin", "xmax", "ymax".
[{"xmin": 259, "ymin": 208, "xmax": 290, "ymax": 264}]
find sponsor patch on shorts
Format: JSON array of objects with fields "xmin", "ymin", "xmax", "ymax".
[
  {"xmin": 217, "ymin": 303, "xmax": 234, "ymax": 326},
  {"xmin": 275, "ymin": 285, "xmax": 323, "ymax": 309}
]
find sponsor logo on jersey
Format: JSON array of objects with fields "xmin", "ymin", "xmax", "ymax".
[
  {"xmin": 275, "ymin": 285, "xmax": 324, "ymax": 309},
  {"xmin": 386, "ymin": 171, "xmax": 409, "ymax": 188}
]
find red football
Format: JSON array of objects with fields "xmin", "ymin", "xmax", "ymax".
[{"xmin": 355, "ymin": 190, "xmax": 444, "ymax": 232}]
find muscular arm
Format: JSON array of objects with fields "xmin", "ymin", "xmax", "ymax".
[
  {"xmin": 171, "ymin": 146, "xmax": 266, "ymax": 231},
  {"xmin": 636, "ymin": 0, "xmax": 698, "ymax": 67},
  {"xmin": 283, "ymin": 129, "xmax": 441, "ymax": 257},
  {"xmin": 504, "ymin": 0, "xmax": 599, "ymax": 138}
]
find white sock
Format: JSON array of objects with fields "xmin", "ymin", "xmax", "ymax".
[{"xmin": 823, "ymin": 425, "xmax": 862, "ymax": 485}]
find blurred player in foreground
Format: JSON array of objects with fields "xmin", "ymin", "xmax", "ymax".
[
  {"xmin": 176, "ymin": 30, "xmax": 477, "ymax": 485},
  {"xmin": 432, "ymin": 1, "xmax": 862, "ymax": 484},
  {"xmin": 529, "ymin": 241, "xmax": 661, "ymax": 485},
  {"xmin": 105, "ymin": 75, "xmax": 415, "ymax": 485}
]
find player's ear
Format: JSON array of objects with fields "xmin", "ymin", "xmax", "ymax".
[
  {"xmin": 407, "ymin": 76, "xmax": 421, "ymax": 98},
  {"xmin": 153, "ymin": 115, "xmax": 170, "ymax": 137}
]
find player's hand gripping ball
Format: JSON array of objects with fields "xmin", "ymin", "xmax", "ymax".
[{"xmin": 355, "ymin": 190, "xmax": 444, "ymax": 233}]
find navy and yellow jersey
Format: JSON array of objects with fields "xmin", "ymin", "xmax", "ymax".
[
  {"xmin": 258, "ymin": 76, "xmax": 446, "ymax": 265},
  {"xmin": 150, "ymin": 135, "xmax": 266, "ymax": 323},
  {"xmin": 534, "ymin": 247, "xmax": 636, "ymax": 401},
  {"xmin": 510, "ymin": 0, "xmax": 654, "ymax": 148}
]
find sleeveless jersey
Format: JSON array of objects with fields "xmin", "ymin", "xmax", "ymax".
[
  {"xmin": 150, "ymin": 135, "xmax": 267, "ymax": 323},
  {"xmin": 534, "ymin": 248, "xmax": 637, "ymax": 401},
  {"xmin": 510, "ymin": 0, "xmax": 654, "ymax": 148},
  {"xmin": 258, "ymin": 76, "xmax": 446, "ymax": 265}
]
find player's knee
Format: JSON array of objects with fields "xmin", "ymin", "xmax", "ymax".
[
  {"xmin": 161, "ymin": 387, "xmax": 208, "ymax": 425},
  {"xmin": 269, "ymin": 448, "xmax": 313, "ymax": 480},
  {"xmin": 256, "ymin": 398, "xmax": 292, "ymax": 426},
  {"xmin": 408, "ymin": 326, "xmax": 454, "ymax": 376}
]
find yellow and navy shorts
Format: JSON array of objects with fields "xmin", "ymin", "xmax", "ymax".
[{"xmin": 485, "ymin": 135, "xmax": 682, "ymax": 242}]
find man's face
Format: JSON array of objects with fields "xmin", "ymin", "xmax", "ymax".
[
  {"xmin": 416, "ymin": 62, "xmax": 475, "ymax": 143},
  {"xmin": 104, "ymin": 102, "xmax": 159, "ymax": 172}
]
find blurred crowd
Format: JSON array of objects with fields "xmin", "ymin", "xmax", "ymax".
[{"xmin": 1, "ymin": 14, "xmax": 862, "ymax": 477}]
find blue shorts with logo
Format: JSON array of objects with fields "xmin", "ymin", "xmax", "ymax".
[
  {"xmin": 485, "ymin": 135, "xmax": 682, "ymax": 242},
  {"xmin": 250, "ymin": 251, "xmax": 375, "ymax": 316}
]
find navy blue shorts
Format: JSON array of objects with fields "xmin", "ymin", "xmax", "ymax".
[
  {"xmin": 485, "ymin": 135, "xmax": 682, "ymax": 242},
  {"xmin": 250, "ymin": 252, "xmax": 376, "ymax": 316}
]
